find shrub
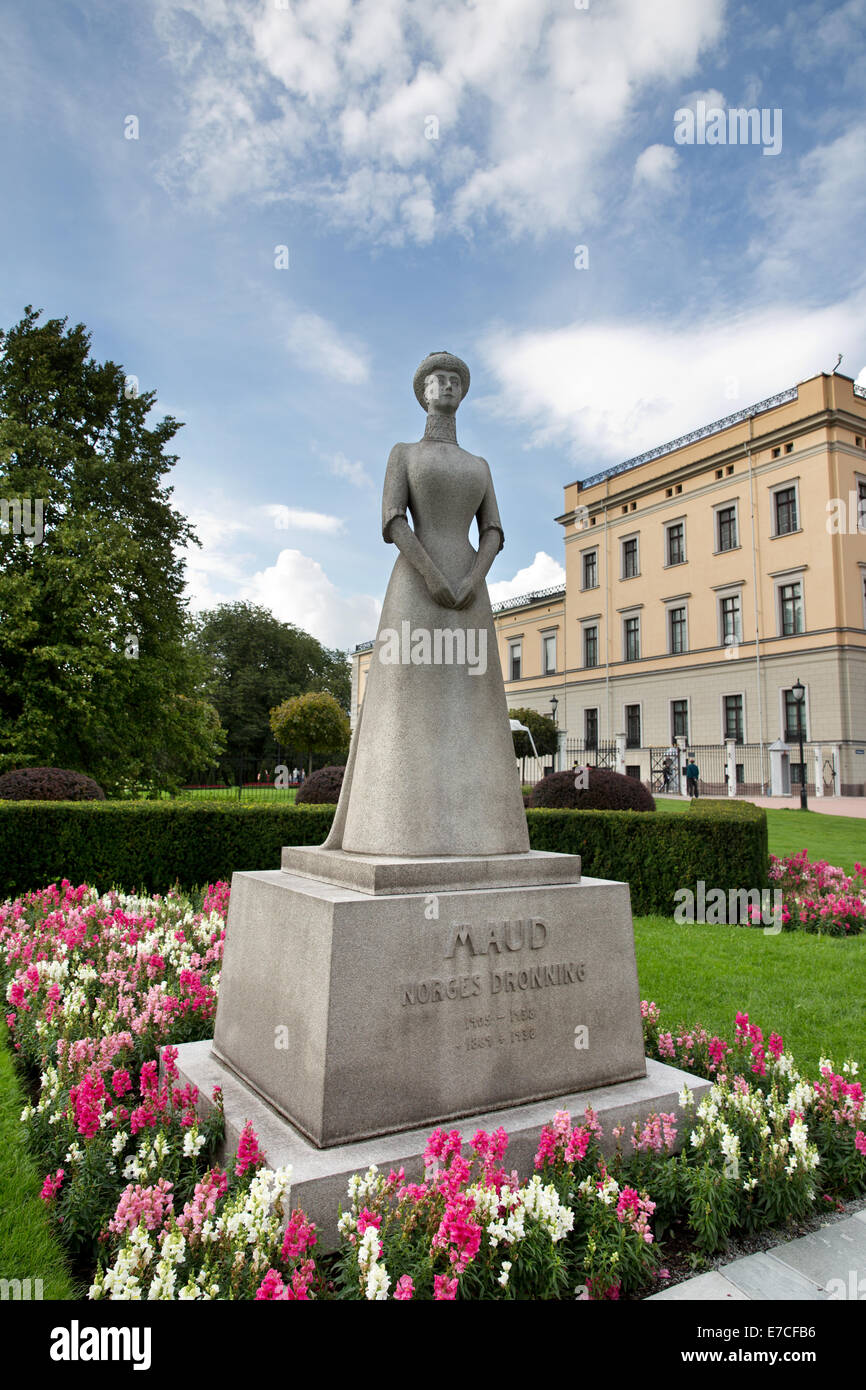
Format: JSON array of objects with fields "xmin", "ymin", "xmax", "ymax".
[
  {"xmin": 0, "ymin": 767, "xmax": 105, "ymax": 802},
  {"xmin": 296, "ymin": 765, "xmax": 345, "ymax": 805},
  {"xmin": 526, "ymin": 801, "xmax": 767, "ymax": 916},
  {"xmin": 529, "ymin": 768, "xmax": 655, "ymax": 813},
  {"xmin": 0, "ymin": 802, "xmax": 335, "ymax": 899},
  {"xmin": 0, "ymin": 800, "xmax": 768, "ymax": 915}
]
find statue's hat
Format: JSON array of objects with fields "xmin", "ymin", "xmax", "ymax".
[{"xmin": 413, "ymin": 351, "xmax": 470, "ymax": 409}]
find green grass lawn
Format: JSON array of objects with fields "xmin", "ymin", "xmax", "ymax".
[
  {"xmin": 633, "ymin": 918, "xmax": 866, "ymax": 1075},
  {"xmin": 0, "ymin": 1034, "xmax": 78, "ymax": 1299},
  {"xmin": 173, "ymin": 785, "xmax": 298, "ymax": 803},
  {"xmin": 634, "ymin": 801, "xmax": 865, "ymax": 1073},
  {"xmin": 762, "ymin": 808, "xmax": 865, "ymax": 876}
]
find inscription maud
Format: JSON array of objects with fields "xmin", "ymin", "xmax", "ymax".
[{"xmin": 401, "ymin": 918, "xmax": 586, "ymax": 1006}]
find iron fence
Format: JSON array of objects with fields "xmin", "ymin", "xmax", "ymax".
[
  {"xmin": 180, "ymin": 755, "xmax": 305, "ymax": 800},
  {"xmin": 517, "ymin": 740, "xmax": 831, "ymax": 798}
]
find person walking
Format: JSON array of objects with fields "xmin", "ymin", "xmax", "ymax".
[{"xmin": 685, "ymin": 757, "xmax": 700, "ymax": 798}]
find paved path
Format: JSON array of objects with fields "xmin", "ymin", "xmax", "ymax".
[
  {"xmin": 648, "ymin": 1210, "xmax": 866, "ymax": 1300},
  {"xmin": 656, "ymin": 793, "xmax": 866, "ymax": 819}
]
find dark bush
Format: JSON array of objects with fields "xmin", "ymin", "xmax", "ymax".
[
  {"xmin": 528, "ymin": 767, "xmax": 655, "ymax": 812},
  {"xmin": 0, "ymin": 800, "xmax": 768, "ymax": 916},
  {"xmin": 295, "ymin": 765, "xmax": 345, "ymax": 804},
  {"xmin": 0, "ymin": 767, "xmax": 105, "ymax": 802}
]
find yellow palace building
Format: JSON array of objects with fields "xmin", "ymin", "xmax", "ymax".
[{"xmin": 352, "ymin": 371, "xmax": 866, "ymax": 797}]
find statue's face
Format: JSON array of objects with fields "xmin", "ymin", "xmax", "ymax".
[{"xmin": 424, "ymin": 370, "xmax": 462, "ymax": 413}]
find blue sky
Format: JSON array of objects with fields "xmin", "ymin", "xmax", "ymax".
[{"xmin": 2, "ymin": 0, "xmax": 865, "ymax": 648}]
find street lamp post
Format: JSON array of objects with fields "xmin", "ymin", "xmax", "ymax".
[
  {"xmin": 792, "ymin": 677, "xmax": 808, "ymax": 811},
  {"xmin": 550, "ymin": 695, "xmax": 559, "ymax": 773}
]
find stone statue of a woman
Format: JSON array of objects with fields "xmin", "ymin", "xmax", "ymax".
[{"xmin": 323, "ymin": 350, "xmax": 530, "ymax": 857}]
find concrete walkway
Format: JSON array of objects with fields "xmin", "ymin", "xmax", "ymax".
[
  {"xmin": 648, "ymin": 1210, "xmax": 866, "ymax": 1300},
  {"xmin": 656, "ymin": 793, "xmax": 866, "ymax": 819}
]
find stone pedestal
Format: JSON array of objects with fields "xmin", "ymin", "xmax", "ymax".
[{"xmin": 211, "ymin": 853, "xmax": 646, "ymax": 1149}]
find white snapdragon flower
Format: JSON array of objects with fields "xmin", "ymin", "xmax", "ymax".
[
  {"xmin": 358, "ymin": 1226, "xmax": 382, "ymax": 1272},
  {"xmin": 182, "ymin": 1127, "xmax": 206, "ymax": 1158},
  {"xmin": 498, "ymin": 1261, "xmax": 512, "ymax": 1288},
  {"xmin": 521, "ymin": 1176, "xmax": 574, "ymax": 1242},
  {"xmin": 364, "ymin": 1261, "xmax": 391, "ymax": 1301}
]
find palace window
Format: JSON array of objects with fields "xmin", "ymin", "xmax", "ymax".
[
  {"xmin": 669, "ymin": 605, "xmax": 687, "ymax": 655},
  {"xmin": 774, "ymin": 485, "xmax": 798, "ymax": 536},
  {"xmin": 671, "ymin": 699, "xmax": 689, "ymax": 742},
  {"xmin": 720, "ymin": 593, "xmax": 742, "ymax": 646},
  {"xmin": 621, "ymin": 536, "xmax": 639, "ymax": 579},
  {"xmin": 584, "ymin": 708, "xmax": 598, "ymax": 749},
  {"xmin": 625, "ymin": 704, "xmax": 642, "ymax": 749},
  {"xmin": 717, "ymin": 505, "xmax": 738, "ymax": 552},
  {"xmin": 779, "ymin": 581, "xmax": 804, "ymax": 636},
  {"xmin": 666, "ymin": 521, "xmax": 685, "ymax": 566},
  {"xmin": 723, "ymin": 694, "xmax": 744, "ymax": 743},
  {"xmin": 783, "ymin": 688, "xmax": 807, "ymax": 743}
]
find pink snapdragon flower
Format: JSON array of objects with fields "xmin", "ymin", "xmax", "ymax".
[
  {"xmin": 282, "ymin": 1209, "xmax": 318, "ymax": 1260},
  {"xmin": 109, "ymin": 1178, "xmax": 174, "ymax": 1235},
  {"xmin": 433, "ymin": 1273, "xmax": 458, "ymax": 1300},
  {"xmin": 235, "ymin": 1121, "xmax": 264, "ymax": 1176},
  {"xmin": 40, "ymin": 1168, "xmax": 65, "ymax": 1202}
]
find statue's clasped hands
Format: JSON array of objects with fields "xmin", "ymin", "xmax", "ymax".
[{"xmin": 425, "ymin": 564, "xmax": 477, "ymax": 611}]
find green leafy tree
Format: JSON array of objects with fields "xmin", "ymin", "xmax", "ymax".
[
  {"xmin": 270, "ymin": 691, "xmax": 350, "ymax": 775},
  {"xmin": 192, "ymin": 602, "xmax": 350, "ymax": 770},
  {"xmin": 0, "ymin": 306, "xmax": 224, "ymax": 793},
  {"xmin": 509, "ymin": 707, "xmax": 558, "ymax": 781}
]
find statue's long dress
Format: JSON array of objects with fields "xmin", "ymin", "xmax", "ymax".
[{"xmin": 324, "ymin": 440, "xmax": 530, "ymax": 857}]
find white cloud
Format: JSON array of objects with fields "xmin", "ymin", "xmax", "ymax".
[
  {"xmin": 633, "ymin": 144, "xmax": 679, "ymax": 191},
  {"xmin": 478, "ymin": 288, "xmax": 866, "ymax": 466},
  {"xmin": 286, "ymin": 311, "xmax": 370, "ymax": 384},
  {"xmin": 747, "ymin": 123, "xmax": 866, "ymax": 291},
  {"xmin": 488, "ymin": 551, "xmax": 566, "ymax": 604},
  {"xmin": 244, "ymin": 548, "xmax": 381, "ymax": 649},
  {"xmin": 677, "ymin": 87, "xmax": 727, "ymax": 113},
  {"xmin": 177, "ymin": 490, "xmax": 378, "ymax": 647},
  {"xmin": 153, "ymin": 0, "xmax": 727, "ymax": 242},
  {"xmin": 330, "ymin": 452, "xmax": 374, "ymax": 489},
  {"xmin": 265, "ymin": 505, "xmax": 344, "ymax": 533}
]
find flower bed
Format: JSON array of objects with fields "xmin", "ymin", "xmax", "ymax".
[
  {"xmin": 2, "ymin": 882, "xmax": 866, "ymax": 1299},
  {"xmin": 755, "ymin": 850, "xmax": 866, "ymax": 936}
]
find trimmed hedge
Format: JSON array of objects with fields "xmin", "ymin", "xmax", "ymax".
[
  {"xmin": 0, "ymin": 802, "xmax": 334, "ymax": 899},
  {"xmin": 0, "ymin": 799, "xmax": 768, "ymax": 916},
  {"xmin": 526, "ymin": 800, "xmax": 768, "ymax": 916}
]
